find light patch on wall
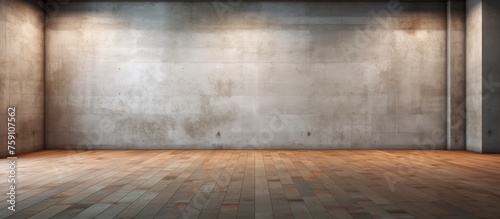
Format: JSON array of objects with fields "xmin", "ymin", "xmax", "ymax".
[{"xmin": 0, "ymin": 0, "xmax": 5, "ymax": 58}]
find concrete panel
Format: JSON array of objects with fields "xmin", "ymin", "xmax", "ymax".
[
  {"xmin": 482, "ymin": 0, "xmax": 500, "ymax": 153},
  {"xmin": 0, "ymin": 0, "xmax": 44, "ymax": 158},
  {"xmin": 466, "ymin": 0, "xmax": 483, "ymax": 153},
  {"xmin": 45, "ymin": 2, "xmax": 447, "ymax": 150}
]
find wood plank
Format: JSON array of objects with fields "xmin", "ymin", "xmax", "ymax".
[{"xmin": 0, "ymin": 150, "xmax": 498, "ymax": 219}]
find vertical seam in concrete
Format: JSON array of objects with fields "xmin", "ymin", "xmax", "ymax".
[
  {"xmin": 463, "ymin": 0, "xmax": 469, "ymax": 151},
  {"xmin": 480, "ymin": 0, "xmax": 485, "ymax": 153},
  {"xmin": 446, "ymin": 0, "xmax": 452, "ymax": 150},
  {"xmin": 42, "ymin": 4, "xmax": 46, "ymax": 150},
  {"xmin": 5, "ymin": 0, "xmax": 9, "ymax": 107}
]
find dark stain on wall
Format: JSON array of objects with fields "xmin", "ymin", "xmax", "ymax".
[
  {"xmin": 395, "ymin": 13, "xmax": 446, "ymax": 32},
  {"xmin": 404, "ymin": 17, "xmax": 423, "ymax": 32},
  {"xmin": 215, "ymin": 79, "xmax": 233, "ymax": 97},
  {"xmin": 183, "ymin": 95, "xmax": 237, "ymax": 139},
  {"xmin": 119, "ymin": 116, "xmax": 176, "ymax": 144}
]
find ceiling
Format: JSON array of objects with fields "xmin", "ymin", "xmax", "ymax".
[{"xmin": 42, "ymin": 0, "xmax": 448, "ymax": 2}]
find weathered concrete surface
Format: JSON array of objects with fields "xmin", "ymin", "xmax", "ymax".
[
  {"xmin": 482, "ymin": 0, "xmax": 500, "ymax": 153},
  {"xmin": 45, "ymin": 2, "xmax": 448, "ymax": 150},
  {"xmin": 448, "ymin": 0, "xmax": 466, "ymax": 150},
  {"xmin": 464, "ymin": 0, "xmax": 500, "ymax": 154},
  {"xmin": 0, "ymin": 0, "xmax": 44, "ymax": 157},
  {"xmin": 465, "ymin": 0, "xmax": 482, "ymax": 153}
]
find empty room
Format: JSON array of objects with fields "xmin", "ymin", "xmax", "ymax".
[{"xmin": 1, "ymin": 0, "xmax": 500, "ymax": 218}]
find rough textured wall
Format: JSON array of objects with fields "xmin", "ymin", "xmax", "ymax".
[
  {"xmin": 482, "ymin": 0, "xmax": 500, "ymax": 153},
  {"xmin": 45, "ymin": 2, "xmax": 447, "ymax": 150},
  {"xmin": 0, "ymin": 0, "xmax": 44, "ymax": 157},
  {"xmin": 466, "ymin": 0, "xmax": 482, "ymax": 153}
]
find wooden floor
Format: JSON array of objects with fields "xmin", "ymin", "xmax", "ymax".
[{"xmin": 1, "ymin": 150, "xmax": 500, "ymax": 219}]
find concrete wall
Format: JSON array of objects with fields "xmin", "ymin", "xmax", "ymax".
[
  {"xmin": 0, "ymin": 0, "xmax": 44, "ymax": 157},
  {"xmin": 481, "ymin": 0, "xmax": 500, "ymax": 153},
  {"xmin": 465, "ymin": 0, "xmax": 483, "ymax": 153},
  {"xmin": 464, "ymin": 0, "xmax": 500, "ymax": 154},
  {"xmin": 45, "ymin": 2, "xmax": 447, "ymax": 150}
]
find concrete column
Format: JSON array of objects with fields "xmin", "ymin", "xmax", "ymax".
[
  {"xmin": 447, "ymin": 0, "xmax": 466, "ymax": 150},
  {"xmin": 466, "ymin": 0, "xmax": 500, "ymax": 153},
  {"xmin": 0, "ymin": 0, "xmax": 45, "ymax": 158},
  {"xmin": 481, "ymin": 0, "xmax": 500, "ymax": 153},
  {"xmin": 466, "ymin": 0, "xmax": 482, "ymax": 153}
]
